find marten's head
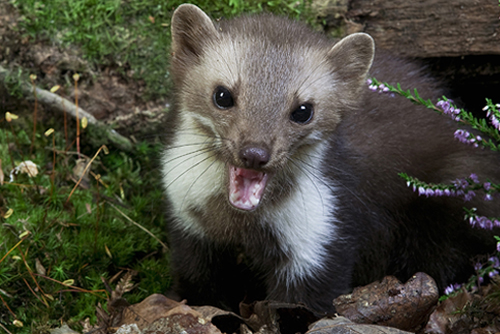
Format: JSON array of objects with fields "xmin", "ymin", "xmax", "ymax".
[{"xmin": 165, "ymin": 4, "xmax": 374, "ymax": 212}]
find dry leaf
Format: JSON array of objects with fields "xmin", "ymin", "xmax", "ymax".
[
  {"xmin": 333, "ymin": 272, "xmax": 439, "ymax": 332},
  {"xmin": 424, "ymin": 290, "xmax": 471, "ymax": 334},
  {"xmin": 45, "ymin": 128, "xmax": 55, "ymax": 136},
  {"xmin": 50, "ymin": 85, "xmax": 60, "ymax": 93},
  {"xmin": 71, "ymin": 158, "xmax": 91, "ymax": 189},
  {"xmin": 11, "ymin": 160, "xmax": 39, "ymax": 178},
  {"xmin": 13, "ymin": 320, "xmax": 23, "ymax": 327},
  {"xmin": 35, "ymin": 258, "xmax": 46, "ymax": 276}
]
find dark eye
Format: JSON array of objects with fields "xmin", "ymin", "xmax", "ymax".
[
  {"xmin": 213, "ymin": 86, "xmax": 234, "ymax": 109},
  {"xmin": 290, "ymin": 103, "xmax": 314, "ymax": 124}
]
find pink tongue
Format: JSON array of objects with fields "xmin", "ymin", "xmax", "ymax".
[{"xmin": 229, "ymin": 165, "xmax": 268, "ymax": 210}]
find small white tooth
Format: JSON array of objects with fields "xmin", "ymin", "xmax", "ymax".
[
  {"xmin": 230, "ymin": 192, "xmax": 239, "ymax": 202},
  {"xmin": 250, "ymin": 195, "xmax": 260, "ymax": 207}
]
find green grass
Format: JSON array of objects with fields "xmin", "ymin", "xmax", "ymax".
[
  {"xmin": 0, "ymin": 112, "xmax": 169, "ymax": 333},
  {"xmin": 10, "ymin": 0, "xmax": 316, "ymax": 100}
]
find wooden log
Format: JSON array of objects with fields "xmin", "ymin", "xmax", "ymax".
[{"xmin": 345, "ymin": 0, "xmax": 500, "ymax": 58}]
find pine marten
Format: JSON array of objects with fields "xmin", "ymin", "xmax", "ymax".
[{"xmin": 161, "ymin": 4, "xmax": 500, "ymax": 313}]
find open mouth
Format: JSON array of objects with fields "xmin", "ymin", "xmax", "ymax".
[{"xmin": 228, "ymin": 165, "xmax": 269, "ymax": 211}]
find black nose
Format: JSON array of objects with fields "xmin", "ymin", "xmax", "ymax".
[{"xmin": 239, "ymin": 146, "xmax": 270, "ymax": 169}]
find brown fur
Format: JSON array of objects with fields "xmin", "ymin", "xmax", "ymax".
[{"xmin": 162, "ymin": 4, "xmax": 500, "ymax": 314}]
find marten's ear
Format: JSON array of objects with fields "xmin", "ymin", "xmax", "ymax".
[
  {"xmin": 327, "ymin": 33, "xmax": 375, "ymax": 86},
  {"xmin": 171, "ymin": 4, "xmax": 218, "ymax": 62}
]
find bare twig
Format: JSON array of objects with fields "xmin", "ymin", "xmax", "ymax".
[{"xmin": 0, "ymin": 65, "xmax": 133, "ymax": 151}]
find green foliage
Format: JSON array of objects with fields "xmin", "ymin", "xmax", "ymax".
[
  {"xmin": 369, "ymin": 78, "xmax": 500, "ymax": 151},
  {"xmin": 10, "ymin": 0, "xmax": 315, "ymax": 100},
  {"xmin": 0, "ymin": 113, "xmax": 169, "ymax": 332}
]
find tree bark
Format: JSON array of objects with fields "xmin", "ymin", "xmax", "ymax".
[{"xmin": 345, "ymin": 0, "xmax": 500, "ymax": 58}]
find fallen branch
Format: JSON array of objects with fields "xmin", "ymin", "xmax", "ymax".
[{"xmin": 0, "ymin": 65, "xmax": 133, "ymax": 151}]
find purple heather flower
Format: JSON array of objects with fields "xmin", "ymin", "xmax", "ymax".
[
  {"xmin": 425, "ymin": 188, "xmax": 434, "ymax": 197},
  {"xmin": 453, "ymin": 178, "xmax": 469, "ymax": 189},
  {"xmin": 494, "ymin": 220, "xmax": 500, "ymax": 228},
  {"xmin": 497, "ymin": 241, "xmax": 500, "ymax": 252},
  {"xmin": 418, "ymin": 186, "xmax": 426, "ymax": 196},
  {"xmin": 469, "ymin": 174, "xmax": 480, "ymax": 184},
  {"xmin": 367, "ymin": 79, "xmax": 373, "ymax": 85},
  {"xmin": 454, "ymin": 129, "xmax": 479, "ymax": 147},
  {"xmin": 444, "ymin": 189, "xmax": 452, "ymax": 196},
  {"xmin": 478, "ymin": 276, "xmax": 484, "ymax": 284},
  {"xmin": 484, "ymin": 182, "xmax": 491, "ymax": 191},
  {"xmin": 464, "ymin": 190, "xmax": 476, "ymax": 201},
  {"xmin": 490, "ymin": 114, "xmax": 500, "ymax": 131},
  {"xmin": 485, "ymin": 193, "xmax": 493, "ymax": 201},
  {"xmin": 444, "ymin": 284, "xmax": 455, "ymax": 295},
  {"xmin": 488, "ymin": 270, "xmax": 499, "ymax": 278},
  {"xmin": 475, "ymin": 262, "xmax": 482, "ymax": 271},
  {"xmin": 489, "ymin": 256, "xmax": 500, "ymax": 268},
  {"xmin": 434, "ymin": 189, "xmax": 444, "ymax": 196},
  {"xmin": 477, "ymin": 216, "xmax": 493, "ymax": 230},
  {"xmin": 437, "ymin": 100, "xmax": 450, "ymax": 113}
]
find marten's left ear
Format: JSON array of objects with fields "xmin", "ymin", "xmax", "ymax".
[{"xmin": 327, "ymin": 33, "xmax": 375, "ymax": 85}]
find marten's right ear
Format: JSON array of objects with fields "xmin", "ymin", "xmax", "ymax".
[{"xmin": 171, "ymin": 4, "xmax": 218, "ymax": 62}]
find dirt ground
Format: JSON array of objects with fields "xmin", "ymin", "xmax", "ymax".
[{"xmin": 0, "ymin": 1, "xmax": 168, "ymax": 138}]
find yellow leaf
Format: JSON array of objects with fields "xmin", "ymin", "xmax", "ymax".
[
  {"xmin": 50, "ymin": 85, "xmax": 60, "ymax": 93},
  {"xmin": 103, "ymin": 145, "xmax": 109, "ymax": 155},
  {"xmin": 29, "ymin": 74, "xmax": 37, "ymax": 81},
  {"xmin": 12, "ymin": 255, "xmax": 21, "ymax": 261},
  {"xmin": 44, "ymin": 128, "xmax": 54, "ymax": 137},
  {"xmin": 19, "ymin": 230, "xmax": 31, "ymax": 239},
  {"xmin": 4, "ymin": 208, "xmax": 13, "ymax": 218},
  {"xmin": 73, "ymin": 73, "xmax": 80, "ymax": 81},
  {"xmin": 81, "ymin": 117, "xmax": 88, "ymax": 129},
  {"xmin": 13, "ymin": 320, "xmax": 23, "ymax": 327},
  {"xmin": 120, "ymin": 184, "xmax": 125, "ymax": 200},
  {"xmin": 0, "ymin": 159, "xmax": 4, "ymax": 186},
  {"xmin": 44, "ymin": 294, "xmax": 54, "ymax": 301},
  {"xmin": 105, "ymin": 245, "xmax": 112, "ymax": 259},
  {"xmin": 5, "ymin": 112, "xmax": 19, "ymax": 122},
  {"xmin": 62, "ymin": 279, "xmax": 75, "ymax": 286}
]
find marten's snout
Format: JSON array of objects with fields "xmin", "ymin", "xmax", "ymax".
[{"xmin": 239, "ymin": 146, "xmax": 270, "ymax": 169}]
